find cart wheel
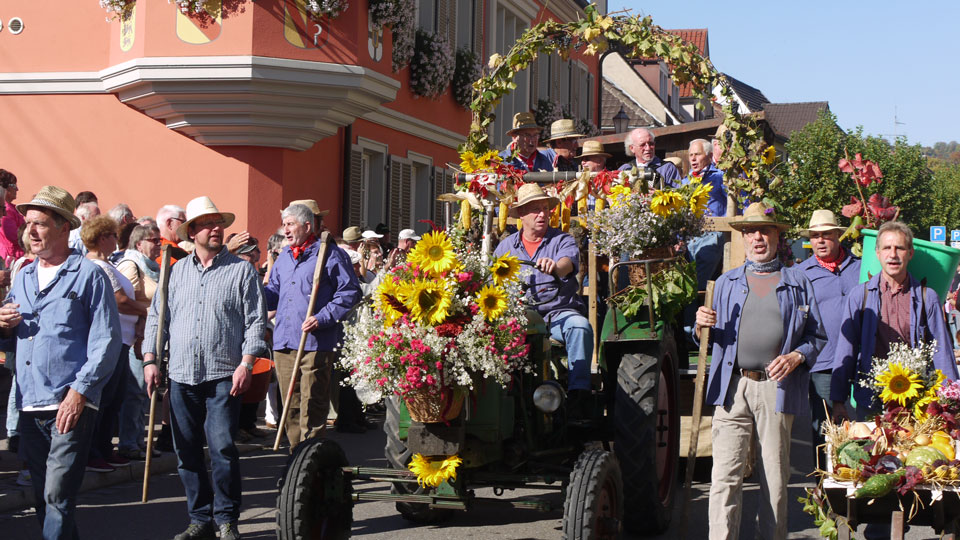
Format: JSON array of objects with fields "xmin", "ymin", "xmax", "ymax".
[
  {"xmin": 384, "ymin": 396, "xmax": 454, "ymax": 524},
  {"xmin": 562, "ymin": 449, "xmax": 623, "ymax": 540},
  {"xmin": 276, "ymin": 438, "xmax": 352, "ymax": 540}
]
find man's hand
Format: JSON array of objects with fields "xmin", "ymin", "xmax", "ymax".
[
  {"xmin": 143, "ymin": 354, "xmax": 160, "ymax": 398},
  {"xmin": 0, "ymin": 302, "xmax": 22, "ymax": 329},
  {"xmin": 694, "ymin": 306, "xmax": 716, "ymax": 339},
  {"xmin": 302, "ymin": 315, "xmax": 319, "ymax": 333},
  {"xmin": 766, "ymin": 351, "xmax": 803, "ymax": 382},
  {"xmin": 535, "ymin": 257, "xmax": 558, "ymax": 276},
  {"xmin": 226, "ymin": 231, "xmax": 251, "ymax": 253},
  {"xmin": 832, "ymin": 402, "xmax": 850, "ymax": 423},
  {"xmin": 56, "ymin": 388, "xmax": 86, "ymax": 434},
  {"xmin": 230, "ymin": 364, "xmax": 252, "ymax": 396}
]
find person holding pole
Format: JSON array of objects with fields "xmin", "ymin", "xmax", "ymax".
[
  {"xmin": 265, "ymin": 203, "xmax": 361, "ymax": 449},
  {"xmin": 0, "ymin": 185, "xmax": 122, "ymax": 540},
  {"xmin": 142, "ymin": 196, "xmax": 268, "ymax": 540}
]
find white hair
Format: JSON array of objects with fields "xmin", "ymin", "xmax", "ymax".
[
  {"xmin": 75, "ymin": 202, "xmax": 99, "ymax": 221},
  {"xmin": 156, "ymin": 204, "xmax": 185, "ymax": 225},
  {"xmin": 689, "ymin": 138, "xmax": 711, "ymax": 155},
  {"xmin": 108, "ymin": 203, "xmax": 134, "ymax": 223},
  {"xmin": 625, "ymin": 127, "xmax": 655, "ymax": 153},
  {"xmin": 281, "ymin": 203, "xmax": 315, "ymax": 228}
]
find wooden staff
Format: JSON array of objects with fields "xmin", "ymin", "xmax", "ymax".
[
  {"xmin": 679, "ymin": 280, "xmax": 715, "ymax": 539},
  {"xmin": 142, "ymin": 244, "xmax": 173, "ymax": 503},
  {"xmin": 273, "ymin": 232, "xmax": 332, "ymax": 451}
]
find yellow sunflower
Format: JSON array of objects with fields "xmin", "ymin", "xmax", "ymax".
[
  {"xmin": 876, "ymin": 362, "xmax": 923, "ymax": 407},
  {"xmin": 408, "ymin": 453, "xmax": 462, "ymax": 488},
  {"xmin": 607, "ymin": 185, "xmax": 632, "ymax": 208},
  {"xmin": 489, "ymin": 253, "xmax": 521, "ymax": 285},
  {"xmin": 375, "ymin": 278, "xmax": 405, "ymax": 326},
  {"xmin": 762, "ymin": 146, "xmax": 777, "ymax": 166},
  {"xmin": 399, "ymin": 278, "xmax": 452, "ymax": 326},
  {"xmin": 475, "ymin": 284, "xmax": 509, "ymax": 321},
  {"xmin": 913, "ymin": 393, "xmax": 939, "ymax": 423},
  {"xmin": 650, "ymin": 190, "xmax": 683, "ymax": 217},
  {"xmin": 459, "ymin": 151, "xmax": 479, "ymax": 173},
  {"xmin": 478, "ymin": 150, "xmax": 501, "ymax": 170},
  {"xmin": 407, "ymin": 231, "xmax": 458, "ymax": 276},
  {"xmin": 687, "ymin": 179, "xmax": 712, "ymax": 218}
]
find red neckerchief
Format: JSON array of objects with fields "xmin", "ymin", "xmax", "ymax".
[
  {"xmin": 523, "ymin": 151, "xmax": 537, "ymax": 170},
  {"xmin": 690, "ymin": 167, "xmax": 704, "ymax": 179},
  {"xmin": 815, "ymin": 247, "xmax": 846, "ymax": 273},
  {"xmin": 290, "ymin": 234, "xmax": 316, "ymax": 260}
]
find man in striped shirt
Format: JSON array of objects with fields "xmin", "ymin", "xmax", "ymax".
[{"xmin": 143, "ymin": 196, "xmax": 268, "ymax": 540}]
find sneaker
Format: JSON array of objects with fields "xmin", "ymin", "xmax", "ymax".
[
  {"xmin": 107, "ymin": 452, "xmax": 131, "ymax": 467},
  {"xmin": 218, "ymin": 522, "xmax": 241, "ymax": 540},
  {"xmin": 15, "ymin": 469, "xmax": 31, "ymax": 487},
  {"xmin": 86, "ymin": 458, "xmax": 115, "ymax": 473},
  {"xmin": 173, "ymin": 521, "xmax": 216, "ymax": 540}
]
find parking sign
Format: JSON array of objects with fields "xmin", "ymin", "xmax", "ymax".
[{"xmin": 930, "ymin": 226, "xmax": 947, "ymax": 244}]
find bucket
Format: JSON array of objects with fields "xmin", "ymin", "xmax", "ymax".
[{"xmin": 859, "ymin": 229, "xmax": 960, "ymax": 302}]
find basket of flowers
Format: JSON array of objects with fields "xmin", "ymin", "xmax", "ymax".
[{"xmin": 338, "ymin": 227, "xmax": 532, "ymax": 423}]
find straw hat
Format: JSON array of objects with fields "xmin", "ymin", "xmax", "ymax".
[
  {"xmin": 342, "ymin": 226, "xmax": 362, "ymax": 243},
  {"xmin": 287, "ymin": 199, "xmax": 330, "ymax": 217},
  {"xmin": 729, "ymin": 202, "xmax": 791, "ymax": 232},
  {"xmin": 506, "ymin": 112, "xmax": 542, "ymax": 135},
  {"xmin": 544, "ymin": 119, "xmax": 584, "ymax": 142},
  {"xmin": 578, "ymin": 140, "xmax": 611, "ymax": 159},
  {"xmin": 177, "ymin": 196, "xmax": 236, "ymax": 241},
  {"xmin": 18, "ymin": 185, "xmax": 82, "ymax": 229},
  {"xmin": 801, "ymin": 209, "xmax": 845, "ymax": 237},
  {"xmin": 509, "ymin": 184, "xmax": 560, "ymax": 218}
]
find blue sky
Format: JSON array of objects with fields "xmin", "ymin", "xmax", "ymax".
[{"xmin": 612, "ymin": 1, "xmax": 955, "ymax": 147}]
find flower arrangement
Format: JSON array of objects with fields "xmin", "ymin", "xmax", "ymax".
[
  {"xmin": 305, "ymin": 0, "xmax": 350, "ymax": 19},
  {"xmin": 369, "ymin": 0, "xmax": 416, "ymax": 71},
  {"xmin": 339, "ymin": 228, "xmax": 532, "ymax": 409},
  {"xmin": 453, "ymin": 46, "xmax": 481, "ymax": 109},
  {"xmin": 169, "ymin": 0, "xmax": 206, "ymax": 14},
  {"xmin": 100, "ymin": 0, "xmax": 130, "ymax": 18},
  {"xmin": 859, "ymin": 341, "xmax": 946, "ymax": 421},
  {"xmin": 410, "ymin": 29, "xmax": 455, "ymax": 99}
]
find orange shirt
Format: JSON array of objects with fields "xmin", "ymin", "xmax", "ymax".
[
  {"xmin": 521, "ymin": 235, "xmax": 543, "ymax": 259},
  {"xmin": 156, "ymin": 238, "xmax": 183, "ymax": 265}
]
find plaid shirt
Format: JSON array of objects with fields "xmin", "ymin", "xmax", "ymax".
[{"xmin": 143, "ymin": 248, "xmax": 268, "ymax": 385}]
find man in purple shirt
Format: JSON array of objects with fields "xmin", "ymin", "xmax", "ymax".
[
  {"xmin": 616, "ymin": 128, "xmax": 681, "ymax": 188},
  {"xmin": 264, "ymin": 203, "xmax": 361, "ymax": 449},
  {"xmin": 493, "ymin": 184, "xmax": 590, "ymax": 400}
]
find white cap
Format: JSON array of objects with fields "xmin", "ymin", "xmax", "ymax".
[
  {"xmin": 362, "ymin": 230, "xmax": 383, "ymax": 239},
  {"xmin": 344, "ymin": 248, "xmax": 361, "ymax": 265},
  {"xmin": 398, "ymin": 229, "xmax": 421, "ymax": 241}
]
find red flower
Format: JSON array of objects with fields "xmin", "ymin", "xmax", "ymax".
[{"xmin": 841, "ymin": 196, "xmax": 863, "ymax": 219}]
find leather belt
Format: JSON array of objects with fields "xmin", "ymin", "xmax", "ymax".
[{"xmin": 740, "ymin": 369, "xmax": 769, "ymax": 382}]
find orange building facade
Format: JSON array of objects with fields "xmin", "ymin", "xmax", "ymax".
[{"xmin": 0, "ymin": 0, "xmax": 600, "ymax": 245}]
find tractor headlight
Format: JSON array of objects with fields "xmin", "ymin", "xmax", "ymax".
[{"xmin": 533, "ymin": 382, "xmax": 564, "ymax": 413}]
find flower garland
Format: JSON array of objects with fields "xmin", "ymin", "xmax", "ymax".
[
  {"xmin": 453, "ymin": 46, "xmax": 481, "ymax": 109},
  {"xmin": 369, "ymin": 0, "xmax": 416, "ymax": 71},
  {"xmin": 410, "ymin": 29, "xmax": 455, "ymax": 99}
]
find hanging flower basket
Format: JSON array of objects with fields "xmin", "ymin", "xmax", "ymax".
[{"xmin": 404, "ymin": 387, "xmax": 465, "ymax": 423}]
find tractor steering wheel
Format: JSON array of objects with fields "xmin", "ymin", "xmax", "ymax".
[{"xmin": 518, "ymin": 259, "xmax": 564, "ymax": 307}]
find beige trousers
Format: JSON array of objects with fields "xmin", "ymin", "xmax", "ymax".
[
  {"xmin": 708, "ymin": 375, "xmax": 794, "ymax": 540},
  {"xmin": 274, "ymin": 349, "xmax": 333, "ymax": 450}
]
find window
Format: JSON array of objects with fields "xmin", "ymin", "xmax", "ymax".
[
  {"xmin": 455, "ymin": 0, "xmax": 473, "ymax": 50},
  {"xmin": 491, "ymin": 5, "xmax": 530, "ymax": 148}
]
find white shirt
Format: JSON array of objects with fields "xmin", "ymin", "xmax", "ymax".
[{"xmin": 36, "ymin": 262, "xmax": 64, "ymax": 290}]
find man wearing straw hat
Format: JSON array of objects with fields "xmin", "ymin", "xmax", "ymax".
[
  {"xmin": 795, "ymin": 209, "xmax": 861, "ymax": 464},
  {"xmin": 544, "ymin": 118, "xmax": 583, "ymax": 172},
  {"xmin": 0, "ymin": 185, "xmax": 122, "ymax": 540},
  {"xmin": 578, "ymin": 140, "xmax": 611, "ymax": 173},
  {"xmin": 264, "ymin": 203, "xmax": 361, "ymax": 448},
  {"xmin": 695, "ymin": 202, "xmax": 825, "ymax": 540},
  {"xmin": 493, "ymin": 184, "xmax": 592, "ymax": 410},
  {"xmin": 142, "ymin": 196, "xmax": 268, "ymax": 540},
  {"xmin": 499, "ymin": 112, "xmax": 554, "ymax": 172}
]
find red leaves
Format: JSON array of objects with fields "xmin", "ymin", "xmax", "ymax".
[
  {"xmin": 866, "ymin": 193, "xmax": 898, "ymax": 221},
  {"xmin": 838, "ymin": 153, "xmax": 883, "ymax": 187},
  {"xmin": 841, "ymin": 196, "xmax": 863, "ymax": 218}
]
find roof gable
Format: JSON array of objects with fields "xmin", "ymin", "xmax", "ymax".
[
  {"xmin": 722, "ymin": 73, "xmax": 770, "ymax": 113},
  {"xmin": 762, "ymin": 101, "xmax": 830, "ymax": 140}
]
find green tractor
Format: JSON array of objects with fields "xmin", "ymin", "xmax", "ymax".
[{"xmin": 275, "ymin": 248, "xmax": 684, "ymax": 539}]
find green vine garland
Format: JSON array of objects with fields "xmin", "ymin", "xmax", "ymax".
[{"xmin": 462, "ymin": 4, "xmax": 771, "ymax": 204}]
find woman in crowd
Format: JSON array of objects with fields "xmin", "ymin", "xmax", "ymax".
[
  {"xmin": 0, "ymin": 169, "xmax": 23, "ymax": 262},
  {"xmin": 5, "ymin": 222, "xmax": 33, "ymax": 486}
]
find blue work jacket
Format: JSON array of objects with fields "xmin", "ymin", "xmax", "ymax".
[
  {"xmin": 264, "ymin": 240, "xmax": 362, "ymax": 352},
  {"xmin": 683, "ymin": 163, "xmax": 727, "ymax": 217},
  {"xmin": 617, "ymin": 156, "xmax": 682, "ymax": 188},
  {"xmin": 830, "ymin": 273, "xmax": 959, "ymax": 406},
  {"xmin": 8, "ymin": 250, "xmax": 122, "ymax": 409},
  {"xmin": 704, "ymin": 264, "xmax": 826, "ymax": 415},
  {"xmin": 796, "ymin": 253, "xmax": 862, "ymax": 373}
]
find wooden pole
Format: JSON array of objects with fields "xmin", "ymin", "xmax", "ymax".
[
  {"xmin": 679, "ymin": 280, "xmax": 715, "ymax": 539},
  {"xmin": 142, "ymin": 244, "xmax": 173, "ymax": 503},
  {"xmin": 273, "ymin": 232, "xmax": 333, "ymax": 451}
]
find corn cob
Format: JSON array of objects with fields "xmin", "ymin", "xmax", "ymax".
[{"xmin": 460, "ymin": 200, "xmax": 471, "ymax": 230}]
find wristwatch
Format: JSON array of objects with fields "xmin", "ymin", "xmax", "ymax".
[
  {"xmin": 241, "ymin": 361, "xmax": 254, "ymax": 372},
  {"xmin": 794, "ymin": 351, "xmax": 806, "ymax": 365}
]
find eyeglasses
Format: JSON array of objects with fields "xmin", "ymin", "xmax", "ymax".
[
  {"xmin": 193, "ymin": 219, "xmax": 225, "ymax": 230},
  {"xmin": 145, "ymin": 237, "xmax": 162, "ymax": 243}
]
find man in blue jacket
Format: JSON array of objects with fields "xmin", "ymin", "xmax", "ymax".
[
  {"xmin": 796, "ymin": 209, "xmax": 861, "ymax": 465},
  {"xmin": 498, "ymin": 112, "xmax": 554, "ymax": 172},
  {"xmin": 617, "ymin": 127, "xmax": 681, "ymax": 188},
  {"xmin": 695, "ymin": 202, "xmax": 825, "ymax": 540},
  {"xmin": 265, "ymin": 203, "xmax": 361, "ymax": 449}
]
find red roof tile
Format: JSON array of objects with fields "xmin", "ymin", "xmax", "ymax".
[{"xmin": 665, "ymin": 29, "xmax": 709, "ymax": 98}]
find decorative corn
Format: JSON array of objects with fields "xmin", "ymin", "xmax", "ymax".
[
  {"xmin": 460, "ymin": 200, "xmax": 471, "ymax": 229},
  {"xmin": 577, "ymin": 197, "xmax": 587, "ymax": 215},
  {"xmin": 550, "ymin": 203, "xmax": 560, "ymax": 227},
  {"xmin": 596, "ymin": 198, "xmax": 606, "ymax": 211},
  {"xmin": 560, "ymin": 202, "xmax": 571, "ymax": 232},
  {"xmin": 498, "ymin": 202, "xmax": 508, "ymax": 233}
]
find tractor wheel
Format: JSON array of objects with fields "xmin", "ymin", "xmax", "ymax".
[
  {"xmin": 383, "ymin": 396, "xmax": 454, "ymax": 524},
  {"xmin": 562, "ymin": 449, "xmax": 624, "ymax": 540},
  {"xmin": 614, "ymin": 350, "xmax": 680, "ymax": 534},
  {"xmin": 276, "ymin": 437, "xmax": 352, "ymax": 540}
]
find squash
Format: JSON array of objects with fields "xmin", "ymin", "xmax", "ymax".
[
  {"xmin": 855, "ymin": 471, "xmax": 903, "ymax": 499},
  {"xmin": 904, "ymin": 446, "xmax": 947, "ymax": 469}
]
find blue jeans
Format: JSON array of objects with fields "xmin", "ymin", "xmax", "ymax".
[
  {"xmin": 169, "ymin": 377, "xmax": 241, "ymax": 526},
  {"xmin": 6, "ymin": 350, "xmax": 18, "ymax": 439},
  {"xmin": 20, "ymin": 407, "xmax": 97, "ymax": 540},
  {"xmin": 89, "ymin": 344, "xmax": 128, "ymax": 461},
  {"xmin": 118, "ymin": 348, "xmax": 147, "ymax": 452},
  {"xmin": 549, "ymin": 311, "xmax": 593, "ymax": 391},
  {"xmin": 808, "ymin": 371, "xmax": 832, "ymax": 467}
]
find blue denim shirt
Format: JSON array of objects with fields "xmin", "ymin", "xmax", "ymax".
[
  {"xmin": 797, "ymin": 253, "xmax": 862, "ymax": 373},
  {"xmin": 493, "ymin": 228, "xmax": 584, "ymax": 322},
  {"xmin": 704, "ymin": 264, "xmax": 826, "ymax": 415},
  {"xmin": 683, "ymin": 163, "xmax": 726, "ymax": 217},
  {"xmin": 498, "ymin": 148, "xmax": 554, "ymax": 172},
  {"xmin": 8, "ymin": 250, "xmax": 122, "ymax": 409},
  {"xmin": 830, "ymin": 273, "xmax": 959, "ymax": 406},
  {"xmin": 617, "ymin": 156, "xmax": 682, "ymax": 188},
  {"xmin": 264, "ymin": 241, "xmax": 362, "ymax": 352}
]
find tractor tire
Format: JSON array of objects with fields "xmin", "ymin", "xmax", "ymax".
[
  {"xmin": 562, "ymin": 449, "xmax": 624, "ymax": 540},
  {"xmin": 383, "ymin": 396, "xmax": 454, "ymax": 524},
  {"xmin": 614, "ymin": 350, "xmax": 680, "ymax": 534},
  {"xmin": 276, "ymin": 437, "xmax": 353, "ymax": 540}
]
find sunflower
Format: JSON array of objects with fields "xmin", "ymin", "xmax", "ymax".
[
  {"xmin": 399, "ymin": 278, "xmax": 452, "ymax": 326},
  {"xmin": 913, "ymin": 393, "xmax": 938, "ymax": 423},
  {"xmin": 478, "ymin": 150, "xmax": 501, "ymax": 170},
  {"xmin": 650, "ymin": 190, "xmax": 683, "ymax": 217},
  {"xmin": 408, "ymin": 453, "xmax": 463, "ymax": 488},
  {"xmin": 687, "ymin": 179, "xmax": 712, "ymax": 218},
  {"xmin": 407, "ymin": 231, "xmax": 458, "ymax": 276},
  {"xmin": 607, "ymin": 185, "xmax": 632, "ymax": 208},
  {"xmin": 489, "ymin": 253, "xmax": 521, "ymax": 285},
  {"xmin": 459, "ymin": 151, "xmax": 479, "ymax": 173},
  {"xmin": 762, "ymin": 146, "xmax": 777, "ymax": 166},
  {"xmin": 475, "ymin": 284, "xmax": 509, "ymax": 321},
  {"xmin": 876, "ymin": 362, "xmax": 923, "ymax": 407},
  {"xmin": 375, "ymin": 278, "xmax": 406, "ymax": 326}
]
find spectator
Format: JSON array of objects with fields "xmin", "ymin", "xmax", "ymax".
[
  {"xmin": 108, "ymin": 203, "xmax": 136, "ymax": 226},
  {"xmin": 695, "ymin": 202, "xmax": 825, "ymax": 540},
  {"xmin": 288, "ymin": 199, "xmax": 330, "ymax": 234},
  {"xmin": 4, "ymin": 221, "xmax": 33, "ymax": 487},
  {"xmin": 143, "ymin": 196, "xmax": 268, "ymax": 540},
  {"xmin": 68, "ymin": 191, "xmax": 101, "ymax": 255},
  {"xmin": 265, "ymin": 203, "xmax": 361, "ymax": 448},
  {"xmin": 0, "ymin": 169, "xmax": 24, "ymax": 261},
  {"xmin": 386, "ymin": 228, "xmax": 420, "ymax": 268},
  {"xmin": 155, "ymin": 204, "xmax": 189, "ymax": 263},
  {"xmin": 1, "ymin": 185, "xmax": 121, "ymax": 539},
  {"xmin": 578, "ymin": 140, "xmax": 610, "ymax": 173},
  {"xmin": 82, "ymin": 215, "xmax": 148, "ymax": 473},
  {"xmin": 499, "ymin": 112, "xmax": 553, "ymax": 172},
  {"xmin": 617, "ymin": 128, "xmax": 681, "ymax": 188},
  {"xmin": 375, "ymin": 223, "xmax": 394, "ymax": 254},
  {"xmin": 544, "ymin": 118, "xmax": 583, "ymax": 172},
  {"xmin": 361, "ymin": 230, "xmax": 385, "ymax": 274}
]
